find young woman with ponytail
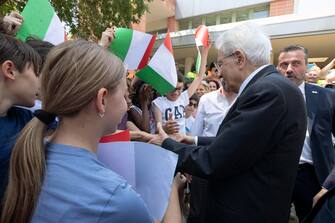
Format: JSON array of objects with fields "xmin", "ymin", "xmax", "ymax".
[{"xmin": 1, "ymin": 39, "xmax": 185, "ymax": 223}]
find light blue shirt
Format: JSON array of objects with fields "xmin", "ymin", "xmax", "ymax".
[{"xmin": 31, "ymin": 143, "xmax": 153, "ymax": 223}]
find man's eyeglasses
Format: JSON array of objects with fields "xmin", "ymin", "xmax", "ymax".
[{"xmin": 214, "ymin": 52, "xmax": 236, "ymax": 73}]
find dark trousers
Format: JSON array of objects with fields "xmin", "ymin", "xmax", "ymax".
[
  {"xmin": 292, "ymin": 163, "xmax": 321, "ymax": 222},
  {"xmin": 187, "ymin": 176, "xmax": 208, "ymax": 223}
]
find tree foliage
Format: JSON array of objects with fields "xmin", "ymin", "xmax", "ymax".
[{"xmin": 0, "ymin": 0, "xmax": 152, "ymax": 40}]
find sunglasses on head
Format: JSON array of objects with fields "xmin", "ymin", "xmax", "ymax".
[{"xmin": 189, "ymin": 101, "xmax": 198, "ymax": 107}]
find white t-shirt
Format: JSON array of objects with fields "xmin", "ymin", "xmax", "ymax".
[{"xmin": 153, "ymin": 91, "xmax": 189, "ymax": 134}]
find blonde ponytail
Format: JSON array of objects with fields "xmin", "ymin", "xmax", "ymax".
[{"xmin": 1, "ymin": 118, "xmax": 47, "ymax": 223}]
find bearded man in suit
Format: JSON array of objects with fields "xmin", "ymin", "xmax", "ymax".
[{"xmin": 277, "ymin": 45, "xmax": 335, "ymax": 222}]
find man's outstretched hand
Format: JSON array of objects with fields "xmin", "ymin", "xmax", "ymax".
[
  {"xmin": 149, "ymin": 122, "xmax": 196, "ymax": 146},
  {"xmin": 149, "ymin": 122, "xmax": 169, "ymax": 146}
]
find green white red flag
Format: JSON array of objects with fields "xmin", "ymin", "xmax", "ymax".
[
  {"xmin": 136, "ymin": 33, "xmax": 177, "ymax": 95},
  {"xmin": 17, "ymin": 0, "xmax": 65, "ymax": 45},
  {"xmin": 195, "ymin": 25, "xmax": 209, "ymax": 73},
  {"xmin": 109, "ymin": 28, "xmax": 156, "ymax": 70}
]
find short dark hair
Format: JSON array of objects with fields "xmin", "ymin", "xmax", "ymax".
[
  {"xmin": 26, "ymin": 36, "xmax": 54, "ymax": 65},
  {"xmin": 130, "ymin": 79, "xmax": 145, "ymax": 106},
  {"xmin": 177, "ymin": 71, "xmax": 184, "ymax": 83},
  {"xmin": 278, "ymin": 45, "xmax": 308, "ymax": 65},
  {"xmin": 0, "ymin": 34, "xmax": 41, "ymax": 74},
  {"xmin": 190, "ymin": 94, "xmax": 199, "ymax": 103}
]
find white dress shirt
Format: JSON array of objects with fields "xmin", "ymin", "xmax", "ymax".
[
  {"xmin": 194, "ymin": 64, "xmax": 269, "ymax": 144},
  {"xmin": 192, "ymin": 89, "xmax": 231, "ymax": 136},
  {"xmin": 298, "ymin": 82, "xmax": 313, "ymax": 164}
]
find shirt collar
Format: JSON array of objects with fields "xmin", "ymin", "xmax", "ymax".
[
  {"xmin": 238, "ymin": 64, "xmax": 269, "ymax": 97},
  {"xmin": 298, "ymin": 81, "xmax": 305, "ymax": 96}
]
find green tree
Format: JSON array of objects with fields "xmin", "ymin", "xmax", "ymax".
[{"xmin": 0, "ymin": 0, "xmax": 152, "ymax": 40}]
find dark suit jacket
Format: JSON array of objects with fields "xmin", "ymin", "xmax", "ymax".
[
  {"xmin": 162, "ymin": 65, "xmax": 307, "ymax": 223},
  {"xmin": 305, "ymin": 83, "xmax": 335, "ymax": 189}
]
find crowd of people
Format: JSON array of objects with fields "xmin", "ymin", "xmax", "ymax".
[{"xmin": 0, "ymin": 11, "xmax": 335, "ymax": 223}]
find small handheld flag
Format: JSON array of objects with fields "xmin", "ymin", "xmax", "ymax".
[
  {"xmin": 17, "ymin": 0, "xmax": 65, "ymax": 45},
  {"xmin": 195, "ymin": 25, "xmax": 209, "ymax": 73},
  {"xmin": 136, "ymin": 33, "xmax": 177, "ymax": 95},
  {"xmin": 109, "ymin": 28, "xmax": 156, "ymax": 70}
]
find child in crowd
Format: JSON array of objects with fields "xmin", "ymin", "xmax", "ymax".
[
  {"xmin": 1, "ymin": 39, "xmax": 186, "ymax": 223},
  {"xmin": 185, "ymin": 94, "xmax": 199, "ymax": 135},
  {"xmin": 128, "ymin": 79, "xmax": 157, "ymax": 133},
  {"xmin": 0, "ymin": 34, "xmax": 41, "ymax": 203},
  {"xmin": 152, "ymin": 44, "xmax": 210, "ymax": 134}
]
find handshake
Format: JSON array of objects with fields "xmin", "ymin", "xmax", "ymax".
[{"xmin": 130, "ymin": 121, "xmax": 195, "ymax": 146}]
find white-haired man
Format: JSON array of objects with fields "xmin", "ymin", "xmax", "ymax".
[{"xmin": 150, "ymin": 22, "xmax": 307, "ymax": 223}]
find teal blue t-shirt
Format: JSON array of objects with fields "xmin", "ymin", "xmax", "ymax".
[{"xmin": 31, "ymin": 143, "xmax": 154, "ymax": 223}]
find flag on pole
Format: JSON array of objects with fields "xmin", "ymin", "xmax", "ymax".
[
  {"xmin": 195, "ymin": 25, "xmax": 209, "ymax": 73},
  {"xmin": 16, "ymin": 0, "xmax": 65, "ymax": 45},
  {"xmin": 109, "ymin": 28, "xmax": 156, "ymax": 70},
  {"xmin": 136, "ymin": 33, "xmax": 177, "ymax": 95}
]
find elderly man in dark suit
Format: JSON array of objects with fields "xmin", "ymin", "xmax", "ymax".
[
  {"xmin": 150, "ymin": 22, "xmax": 307, "ymax": 223},
  {"xmin": 277, "ymin": 45, "xmax": 335, "ymax": 222}
]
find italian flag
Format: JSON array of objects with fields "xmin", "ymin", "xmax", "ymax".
[
  {"xmin": 136, "ymin": 33, "xmax": 177, "ymax": 95},
  {"xmin": 110, "ymin": 28, "xmax": 156, "ymax": 70},
  {"xmin": 17, "ymin": 0, "xmax": 65, "ymax": 45},
  {"xmin": 195, "ymin": 25, "xmax": 209, "ymax": 73}
]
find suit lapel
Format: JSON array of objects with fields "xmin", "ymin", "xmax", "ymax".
[
  {"xmin": 240, "ymin": 65, "xmax": 277, "ymax": 95},
  {"xmin": 216, "ymin": 65, "xmax": 277, "ymax": 134},
  {"xmin": 305, "ymin": 83, "xmax": 319, "ymax": 129}
]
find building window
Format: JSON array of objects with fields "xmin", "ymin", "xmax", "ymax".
[
  {"xmin": 220, "ymin": 13, "xmax": 232, "ymax": 24},
  {"xmin": 253, "ymin": 5, "xmax": 269, "ymax": 19},
  {"xmin": 179, "ymin": 18, "xmax": 190, "ymax": 30},
  {"xmin": 236, "ymin": 9, "xmax": 249, "ymax": 22},
  {"xmin": 205, "ymin": 14, "xmax": 217, "ymax": 26},
  {"xmin": 192, "ymin": 16, "xmax": 203, "ymax": 29},
  {"xmin": 177, "ymin": 3, "xmax": 269, "ymax": 31}
]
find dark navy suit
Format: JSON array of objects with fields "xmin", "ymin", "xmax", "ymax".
[
  {"xmin": 292, "ymin": 83, "xmax": 335, "ymax": 221},
  {"xmin": 305, "ymin": 83, "xmax": 335, "ymax": 188},
  {"xmin": 162, "ymin": 65, "xmax": 307, "ymax": 223}
]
